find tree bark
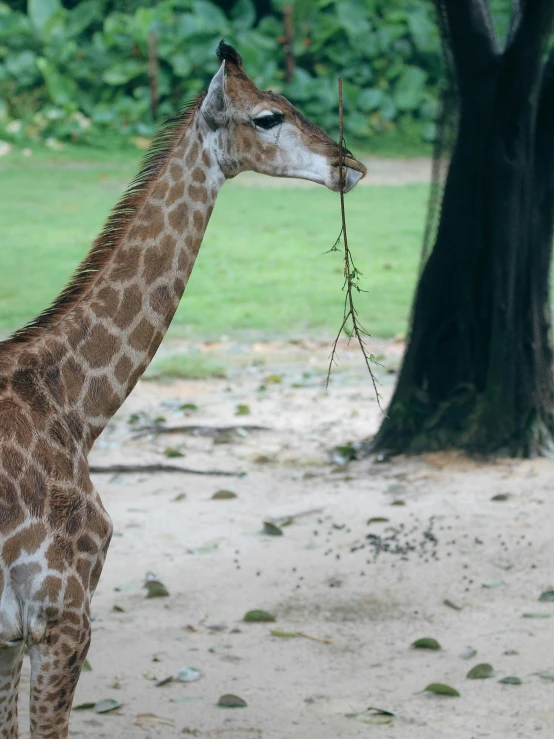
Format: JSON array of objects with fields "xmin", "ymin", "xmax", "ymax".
[{"xmin": 372, "ymin": 0, "xmax": 554, "ymax": 457}]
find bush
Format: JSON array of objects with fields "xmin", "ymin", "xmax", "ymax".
[{"xmin": 0, "ymin": 0, "xmax": 445, "ymax": 148}]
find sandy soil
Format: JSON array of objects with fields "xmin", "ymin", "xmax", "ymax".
[{"xmin": 16, "ymin": 338, "xmax": 554, "ymax": 738}]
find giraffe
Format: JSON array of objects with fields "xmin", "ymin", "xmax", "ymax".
[{"xmin": 0, "ymin": 41, "xmax": 366, "ymax": 737}]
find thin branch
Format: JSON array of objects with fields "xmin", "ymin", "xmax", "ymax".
[
  {"xmin": 326, "ymin": 78, "xmax": 382, "ymax": 408},
  {"xmin": 297, "ymin": 632, "xmax": 333, "ymax": 644},
  {"xmin": 265, "ymin": 507, "xmax": 325, "ymax": 526},
  {"xmin": 89, "ymin": 463, "xmax": 243, "ymax": 476},
  {"xmin": 132, "ymin": 423, "xmax": 271, "ymax": 438}
]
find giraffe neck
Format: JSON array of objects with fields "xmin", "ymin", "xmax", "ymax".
[{"xmin": 40, "ymin": 113, "xmax": 224, "ymax": 447}]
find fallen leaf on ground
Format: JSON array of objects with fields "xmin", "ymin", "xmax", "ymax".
[
  {"xmin": 177, "ymin": 667, "xmax": 202, "ymax": 683},
  {"xmin": 330, "ymin": 445, "xmax": 357, "ymax": 465},
  {"xmin": 212, "ymin": 490, "xmax": 237, "ymax": 500},
  {"xmin": 411, "ymin": 638, "xmax": 441, "ymax": 650},
  {"xmin": 95, "ymin": 699, "xmax": 122, "ymax": 714},
  {"xmin": 217, "ymin": 694, "xmax": 247, "ymax": 708},
  {"xmin": 244, "ymin": 610, "xmax": 276, "ymax": 623},
  {"xmin": 173, "ymin": 493, "xmax": 186, "ymax": 502},
  {"xmin": 263, "ymin": 521, "xmax": 283, "ymax": 536},
  {"xmin": 134, "ymin": 714, "xmax": 175, "ymax": 728},
  {"xmin": 82, "ymin": 660, "xmax": 92, "ymax": 672},
  {"xmin": 424, "ymin": 683, "xmax": 460, "ymax": 697},
  {"xmin": 523, "ymin": 613, "xmax": 551, "ymax": 619},
  {"xmin": 367, "ymin": 517, "xmax": 389, "ymax": 524},
  {"xmin": 73, "ymin": 702, "xmax": 96, "ymax": 711},
  {"xmin": 491, "ymin": 493, "xmax": 511, "ymax": 501},
  {"xmin": 443, "ymin": 599, "xmax": 462, "ymax": 610},
  {"xmin": 467, "ymin": 663, "xmax": 495, "ymax": 679},
  {"xmin": 270, "ymin": 630, "xmax": 299, "ymax": 638},
  {"xmin": 164, "ymin": 448, "xmax": 184, "ymax": 458},
  {"xmin": 539, "ymin": 590, "xmax": 554, "ymax": 602},
  {"xmin": 144, "ymin": 580, "xmax": 170, "ymax": 598},
  {"xmin": 482, "ymin": 579, "xmax": 504, "ymax": 589},
  {"xmin": 235, "ymin": 404, "xmax": 250, "ymax": 416},
  {"xmin": 354, "ymin": 707, "xmax": 394, "ymax": 725},
  {"xmin": 155, "ymin": 676, "xmax": 174, "ymax": 687},
  {"xmin": 499, "ymin": 676, "xmax": 522, "ymax": 685}
]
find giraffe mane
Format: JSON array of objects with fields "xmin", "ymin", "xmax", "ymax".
[{"xmin": 0, "ymin": 94, "xmax": 206, "ymax": 355}]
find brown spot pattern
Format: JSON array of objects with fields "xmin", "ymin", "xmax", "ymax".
[
  {"xmin": 193, "ymin": 210, "xmax": 205, "ymax": 231},
  {"xmin": 167, "ymin": 180, "xmax": 185, "ymax": 205},
  {"xmin": 111, "ymin": 247, "xmax": 141, "ymax": 283},
  {"xmin": 188, "ymin": 185, "xmax": 208, "ymax": 202},
  {"xmin": 129, "ymin": 320, "xmax": 156, "ymax": 352},
  {"xmin": 114, "ymin": 355, "xmax": 133, "ymax": 384},
  {"xmin": 80, "ymin": 326, "xmax": 121, "ymax": 369},
  {"xmin": 168, "ymin": 203, "xmax": 189, "ymax": 232},
  {"xmin": 114, "ymin": 284, "xmax": 142, "ymax": 329},
  {"xmin": 192, "ymin": 167, "xmax": 206, "ymax": 184}
]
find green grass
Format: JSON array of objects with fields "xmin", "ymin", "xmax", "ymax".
[{"xmin": 0, "ymin": 150, "xmax": 427, "ymax": 340}]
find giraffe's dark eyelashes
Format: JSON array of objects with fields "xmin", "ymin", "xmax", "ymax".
[{"xmin": 253, "ymin": 113, "xmax": 284, "ymax": 130}]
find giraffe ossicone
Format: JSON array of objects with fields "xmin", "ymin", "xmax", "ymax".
[{"xmin": 0, "ymin": 40, "xmax": 365, "ymax": 737}]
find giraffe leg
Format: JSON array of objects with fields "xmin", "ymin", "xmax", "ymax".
[
  {"xmin": 0, "ymin": 643, "xmax": 24, "ymax": 738},
  {"xmin": 28, "ymin": 611, "xmax": 91, "ymax": 739}
]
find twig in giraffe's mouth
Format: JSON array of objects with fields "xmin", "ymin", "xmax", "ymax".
[{"xmin": 325, "ymin": 78, "xmax": 382, "ymax": 408}]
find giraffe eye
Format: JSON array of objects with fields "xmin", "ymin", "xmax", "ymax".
[{"xmin": 253, "ymin": 113, "xmax": 284, "ymax": 130}]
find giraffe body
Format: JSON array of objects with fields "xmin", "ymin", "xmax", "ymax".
[{"xmin": 0, "ymin": 42, "xmax": 365, "ymax": 737}]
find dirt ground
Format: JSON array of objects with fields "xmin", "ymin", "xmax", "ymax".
[{"xmin": 13, "ymin": 337, "xmax": 554, "ymax": 738}]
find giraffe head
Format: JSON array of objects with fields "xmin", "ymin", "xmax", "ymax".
[{"xmin": 199, "ymin": 41, "xmax": 366, "ymax": 193}]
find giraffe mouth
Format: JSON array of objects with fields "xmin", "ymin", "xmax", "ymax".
[
  {"xmin": 330, "ymin": 159, "xmax": 367, "ymax": 193},
  {"xmin": 332, "ymin": 157, "xmax": 367, "ymax": 176}
]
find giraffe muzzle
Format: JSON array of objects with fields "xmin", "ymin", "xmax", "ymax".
[
  {"xmin": 343, "ymin": 167, "xmax": 364, "ymax": 193},
  {"xmin": 329, "ymin": 161, "xmax": 366, "ymax": 193}
]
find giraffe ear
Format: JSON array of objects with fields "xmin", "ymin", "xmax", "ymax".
[{"xmin": 201, "ymin": 61, "xmax": 226, "ymax": 128}]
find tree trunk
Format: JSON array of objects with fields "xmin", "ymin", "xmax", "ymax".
[{"xmin": 372, "ymin": 0, "xmax": 554, "ymax": 457}]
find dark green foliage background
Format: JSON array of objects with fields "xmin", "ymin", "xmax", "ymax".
[{"xmin": 0, "ymin": 0, "xmax": 512, "ymax": 145}]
